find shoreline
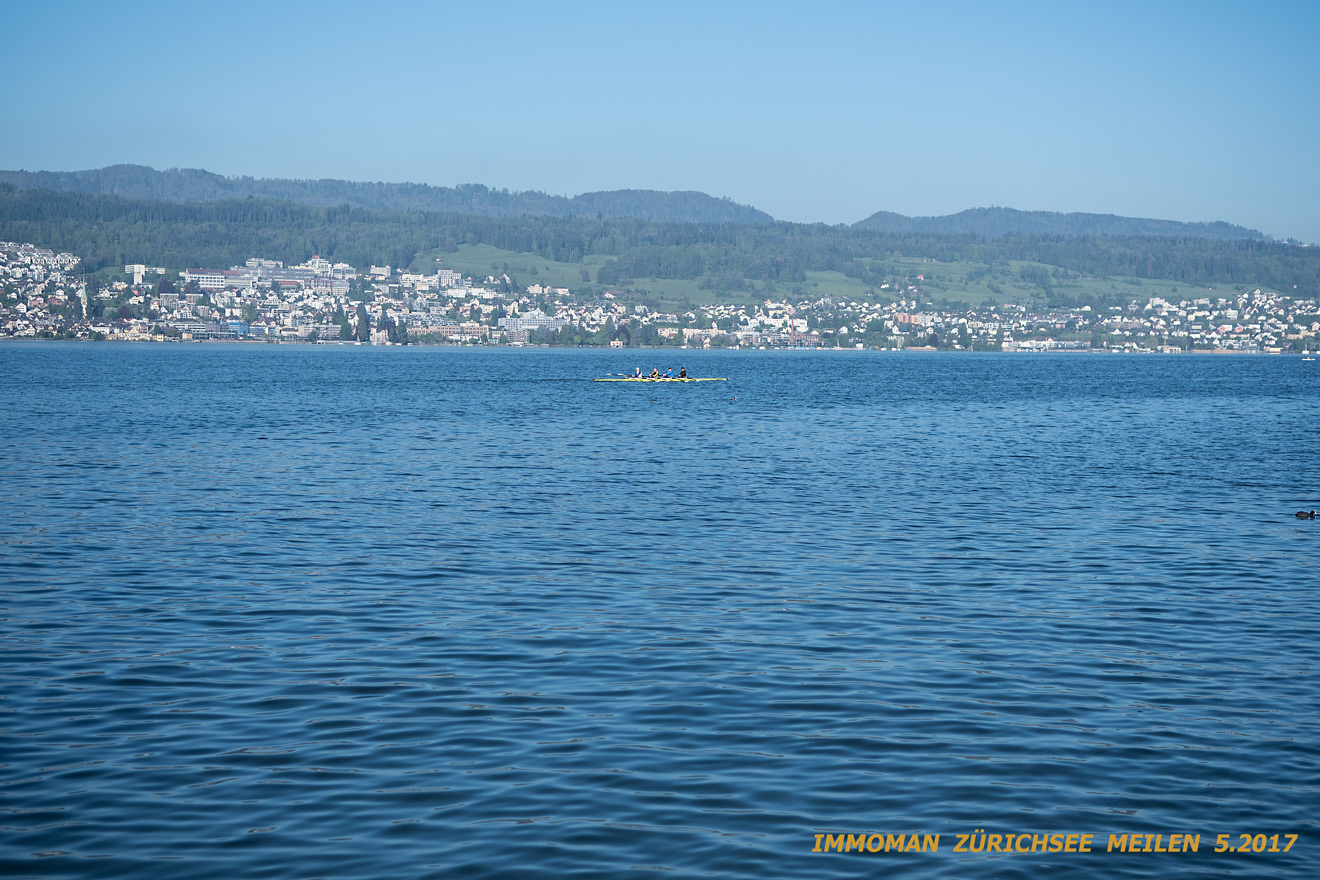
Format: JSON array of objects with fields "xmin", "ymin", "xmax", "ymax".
[{"xmin": 0, "ymin": 338, "xmax": 1284, "ymax": 354}]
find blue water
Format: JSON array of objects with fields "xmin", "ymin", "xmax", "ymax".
[{"xmin": 1, "ymin": 344, "xmax": 1317, "ymax": 879}]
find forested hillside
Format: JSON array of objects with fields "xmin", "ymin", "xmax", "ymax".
[
  {"xmin": 2, "ymin": 184, "xmax": 1316, "ymax": 302},
  {"xmin": 0, "ymin": 165, "xmax": 774, "ymax": 225},
  {"xmin": 2, "ymin": 166, "xmax": 1279, "ymax": 242},
  {"xmin": 854, "ymin": 206, "xmax": 1265, "ymax": 240}
]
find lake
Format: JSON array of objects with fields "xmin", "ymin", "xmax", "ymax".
[{"xmin": 1, "ymin": 344, "xmax": 1316, "ymax": 878}]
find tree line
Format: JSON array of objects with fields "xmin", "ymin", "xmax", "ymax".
[
  {"xmin": 2, "ymin": 184, "xmax": 1317, "ymax": 297},
  {"xmin": 0, "ymin": 166, "xmax": 774, "ymax": 225}
]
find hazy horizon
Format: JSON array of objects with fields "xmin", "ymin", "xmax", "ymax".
[{"xmin": 4, "ymin": 1, "xmax": 1318, "ymax": 240}]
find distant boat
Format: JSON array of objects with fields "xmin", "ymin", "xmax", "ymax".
[
  {"xmin": 1304, "ymin": 355, "xmax": 1315, "ymax": 361},
  {"xmin": 594, "ymin": 377, "xmax": 727, "ymax": 383}
]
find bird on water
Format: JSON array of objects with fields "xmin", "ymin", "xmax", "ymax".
[{"xmin": 1296, "ymin": 510, "xmax": 1316, "ymax": 519}]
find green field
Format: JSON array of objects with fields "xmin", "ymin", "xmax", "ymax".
[
  {"xmin": 410, "ymin": 243, "xmax": 603, "ymax": 290},
  {"xmin": 412, "ymin": 245, "xmax": 1272, "ymax": 312},
  {"xmin": 849, "ymin": 256, "xmax": 1265, "ymax": 309},
  {"xmin": 411, "ymin": 243, "xmax": 766, "ymax": 309}
]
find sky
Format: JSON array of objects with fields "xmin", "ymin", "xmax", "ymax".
[{"xmin": 5, "ymin": 0, "xmax": 1319, "ymax": 240}]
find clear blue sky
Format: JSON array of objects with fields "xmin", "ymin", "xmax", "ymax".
[{"xmin": 5, "ymin": 0, "xmax": 1318, "ymax": 240}]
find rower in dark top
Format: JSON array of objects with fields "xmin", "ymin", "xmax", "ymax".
[{"xmin": 678, "ymin": 366, "xmax": 687, "ymax": 379}]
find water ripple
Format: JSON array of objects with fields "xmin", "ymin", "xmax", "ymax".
[{"xmin": 1, "ymin": 346, "xmax": 1317, "ymax": 878}]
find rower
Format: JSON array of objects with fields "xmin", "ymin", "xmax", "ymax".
[
  {"xmin": 678, "ymin": 366, "xmax": 687, "ymax": 379},
  {"xmin": 664, "ymin": 368, "xmax": 673, "ymax": 378},
  {"xmin": 632, "ymin": 367, "xmax": 642, "ymax": 378},
  {"xmin": 650, "ymin": 368, "xmax": 660, "ymax": 378}
]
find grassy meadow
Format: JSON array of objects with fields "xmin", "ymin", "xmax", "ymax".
[{"xmin": 412, "ymin": 245, "xmax": 1270, "ymax": 312}]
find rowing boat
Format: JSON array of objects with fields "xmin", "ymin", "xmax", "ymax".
[{"xmin": 594, "ymin": 374, "xmax": 728, "ymax": 382}]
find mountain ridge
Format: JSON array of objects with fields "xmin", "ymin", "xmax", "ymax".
[
  {"xmin": 0, "ymin": 165, "xmax": 1271, "ymax": 241},
  {"xmin": 0, "ymin": 165, "xmax": 775, "ymax": 226},
  {"xmin": 854, "ymin": 205, "xmax": 1264, "ymax": 240}
]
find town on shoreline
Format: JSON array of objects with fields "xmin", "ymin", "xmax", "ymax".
[{"xmin": 4, "ymin": 242, "xmax": 1317, "ymax": 354}]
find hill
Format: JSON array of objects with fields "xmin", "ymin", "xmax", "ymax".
[
  {"xmin": 2, "ymin": 166, "xmax": 1279, "ymax": 242},
  {"xmin": 853, "ymin": 206, "xmax": 1264, "ymax": 240},
  {"xmin": 0, "ymin": 165, "xmax": 774, "ymax": 226},
  {"xmin": 2, "ymin": 184, "xmax": 1316, "ymax": 309}
]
